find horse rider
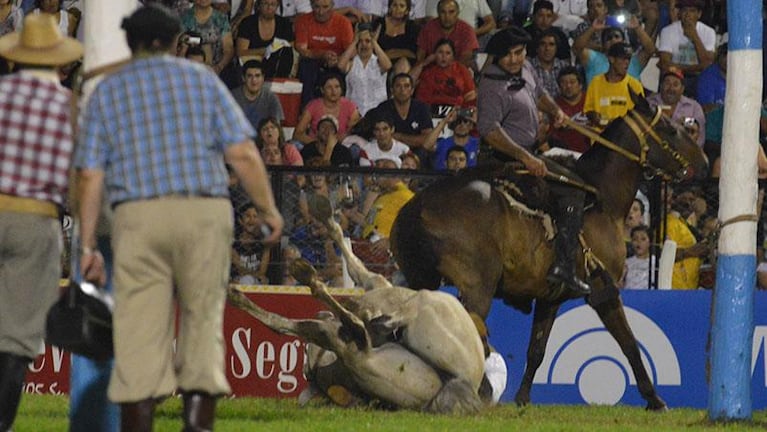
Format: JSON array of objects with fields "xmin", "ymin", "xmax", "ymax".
[{"xmin": 476, "ymin": 26, "xmax": 591, "ymax": 298}]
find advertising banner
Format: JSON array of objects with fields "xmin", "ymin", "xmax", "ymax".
[{"xmin": 24, "ymin": 288, "xmax": 767, "ymax": 409}]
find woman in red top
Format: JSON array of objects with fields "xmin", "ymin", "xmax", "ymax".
[{"xmin": 411, "ymin": 38, "xmax": 476, "ymax": 110}]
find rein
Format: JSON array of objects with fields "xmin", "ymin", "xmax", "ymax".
[{"xmin": 562, "ymin": 107, "xmax": 690, "ymax": 180}]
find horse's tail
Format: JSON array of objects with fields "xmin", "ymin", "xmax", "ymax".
[{"xmin": 391, "ymin": 193, "xmax": 443, "ymax": 290}]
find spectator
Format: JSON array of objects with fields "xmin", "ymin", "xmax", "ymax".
[
  {"xmin": 338, "ymin": 25, "xmax": 392, "ymax": 116},
  {"xmin": 184, "ymin": 43, "xmax": 209, "ymax": 63},
  {"xmin": 359, "ymin": 116, "xmax": 412, "ymax": 166},
  {"xmin": 293, "ymin": 73, "xmax": 362, "ymax": 145},
  {"xmin": 233, "ymin": 0, "xmax": 312, "ymax": 27},
  {"xmin": 646, "ymin": 66, "xmax": 706, "ymax": 146},
  {"xmin": 0, "ymin": 0, "xmax": 23, "ymax": 37},
  {"xmin": 696, "ymin": 42, "xmax": 726, "ymax": 113},
  {"xmin": 424, "ymin": 0, "xmax": 496, "ymax": 40},
  {"xmin": 624, "ymin": 197, "xmax": 645, "ymax": 256},
  {"xmin": 294, "ymin": 0, "xmax": 354, "ymax": 105},
  {"xmin": 665, "ymin": 188, "xmax": 710, "ymax": 289},
  {"xmin": 74, "ymin": 6, "xmax": 283, "ymax": 430},
  {"xmin": 424, "ymin": 107, "xmax": 480, "ymax": 169},
  {"xmin": 551, "ymin": 66, "xmax": 591, "ymax": 153},
  {"xmin": 657, "ymin": 0, "xmax": 716, "ymax": 97},
  {"xmin": 622, "ymin": 224, "xmax": 654, "ymax": 289},
  {"xmin": 416, "ymin": 0, "xmax": 479, "ymax": 67},
  {"xmin": 256, "ymin": 117, "xmax": 304, "ymax": 166},
  {"xmin": 235, "ymin": 0, "xmax": 295, "ymax": 78},
  {"xmin": 231, "ymin": 203, "xmax": 272, "ymax": 284},
  {"xmin": 300, "ymin": 114, "xmax": 356, "ymax": 166},
  {"xmin": 0, "ymin": 13, "xmax": 82, "ymax": 432},
  {"xmin": 289, "ymin": 210, "xmax": 344, "ymax": 285},
  {"xmin": 334, "ymin": 0, "xmax": 382, "ymax": 23},
  {"xmin": 180, "ymin": 0, "xmax": 235, "ymax": 78},
  {"xmin": 374, "ymin": 0, "xmax": 421, "ymax": 74},
  {"xmin": 534, "ymin": 110, "xmax": 570, "ymax": 153},
  {"xmin": 33, "ymin": 0, "xmax": 79, "ymax": 37},
  {"xmin": 524, "ymin": 0, "xmax": 571, "ymax": 61},
  {"xmin": 366, "ymin": 73, "xmax": 434, "ymax": 153},
  {"xmin": 231, "ymin": 60, "xmax": 285, "ymax": 130},
  {"xmin": 573, "ymin": 21, "xmax": 655, "ymax": 86},
  {"xmin": 551, "ymin": 0, "xmax": 588, "ymax": 33},
  {"xmin": 570, "ymin": 0, "xmax": 609, "ymax": 53},
  {"xmin": 446, "ymin": 145, "xmax": 469, "ymax": 172},
  {"xmin": 530, "ymin": 30, "xmax": 571, "ymax": 98},
  {"xmin": 583, "ymin": 42, "xmax": 645, "ymax": 127},
  {"xmin": 361, "ymin": 158, "xmax": 415, "ymax": 253},
  {"xmin": 412, "ymin": 38, "xmax": 476, "ymax": 110}
]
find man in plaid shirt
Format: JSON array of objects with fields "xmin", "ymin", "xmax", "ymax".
[
  {"xmin": 74, "ymin": 5, "xmax": 283, "ymax": 430},
  {"xmin": 0, "ymin": 13, "xmax": 83, "ymax": 431}
]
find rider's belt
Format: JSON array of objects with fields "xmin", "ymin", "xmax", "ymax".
[{"xmin": 0, "ymin": 193, "xmax": 59, "ymax": 218}]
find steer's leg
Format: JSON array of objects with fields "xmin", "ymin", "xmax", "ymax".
[
  {"xmin": 592, "ymin": 297, "xmax": 667, "ymax": 411},
  {"xmin": 290, "ymin": 259, "xmax": 372, "ymax": 351},
  {"xmin": 514, "ymin": 301, "xmax": 560, "ymax": 406},
  {"xmin": 311, "ymin": 194, "xmax": 391, "ymax": 292},
  {"xmin": 227, "ymin": 287, "xmax": 345, "ymax": 353}
]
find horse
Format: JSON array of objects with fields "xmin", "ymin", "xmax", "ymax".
[
  {"xmin": 228, "ymin": 199, "xmax": 486, "ymax": 413},
  {"xmin": 390, "ymin": 93, "xmax": 709, "ymax": 411}
]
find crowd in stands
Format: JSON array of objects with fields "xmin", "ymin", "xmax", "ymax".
[{"xmin": 4, "ymin": 0, "xmax": 767, "ymax": 290}]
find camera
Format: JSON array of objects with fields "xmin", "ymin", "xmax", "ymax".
[
  {"xmin": 605, "ymin": 12, "xmax": 628, "ymax": 28},
  {"xmin": 457, "ymin": 108, "xmax": 474, "ymax": 119},
  {"xmin": 186, "ymin": 36, "xmax": 202, "ymax": 46}
]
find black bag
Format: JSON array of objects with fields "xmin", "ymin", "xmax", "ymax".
[{"xmin": 46, "ymin": 281, "xmax": 114, "ymax": 361}]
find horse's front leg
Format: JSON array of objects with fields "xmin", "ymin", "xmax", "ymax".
[
  {"xmin": 514, "ymin": 301, "xmax": 560, "ymax": 406},
  {"xmin": 592, "ymin": 297, "xmax": 668, "ymax": 411}
]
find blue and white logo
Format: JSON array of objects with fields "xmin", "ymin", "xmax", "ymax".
[{"xmin": 532, "ymin": 305, "xmax": 681, "ymax": 405}]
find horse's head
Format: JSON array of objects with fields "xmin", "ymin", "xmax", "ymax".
[{"xmin": 625, "ymin": 89, "xmax": 708, "ymax": 181}]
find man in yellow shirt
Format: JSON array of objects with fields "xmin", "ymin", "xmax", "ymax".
[
  {"xmin": 584, "ymin": 42, "xmax": 645, "ymax": 127},
  {"xmin": 363, "ymin": 158, "xmax": 415, "ymax": 255},
  {"xmin": 665, "ymin": 190, "xmax": 711, "ymax": 289}
]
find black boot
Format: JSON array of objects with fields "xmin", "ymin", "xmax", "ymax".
[
  {"xmin": 0, "ymin": 352, "xmax": 31, "ymax": 432},
  {"xmin": 182, "ymin": 391, "xmax": 216, "ymax": 432},
  {"xmin": 120, "ymin": 399, "xmax": 155, "ymax": 432},
  {"xmin": 547, "ymin": 197, "xmax": 592, "ymax": 297}
]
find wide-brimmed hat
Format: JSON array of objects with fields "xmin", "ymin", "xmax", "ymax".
[{"xmin": 0, "ymin": 13, "xmax": 83, "ymax": 65}]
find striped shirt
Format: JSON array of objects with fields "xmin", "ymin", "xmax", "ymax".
[
  {"xmin": 75, "ymin": 55, "xmax": 254, "ymax": 204},
  {"xmin": 0, "ymin": 72, "xmax": 73, "ymax": 206}
]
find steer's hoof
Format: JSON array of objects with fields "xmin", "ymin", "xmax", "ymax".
[{"xmin": 290, "ymin": 258, "xmax": 319, "ymax": 286}]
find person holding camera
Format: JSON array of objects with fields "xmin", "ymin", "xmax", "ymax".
[
  {"xmin": 572, "ymin": 14, "xmax": 655, "ymax": 86},
  {"xmin": 422, "ymin": 107, "xmax": 480, "ymax": 170}
]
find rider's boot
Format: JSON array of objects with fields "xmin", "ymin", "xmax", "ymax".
[{"xmin": 547, "ymin": 196, "xmax": 592, "ymax": 297}]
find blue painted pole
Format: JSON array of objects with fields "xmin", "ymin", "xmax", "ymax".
[{"xmin": 708, "ymin": 0, "xmax": 762, "ymax": 421}]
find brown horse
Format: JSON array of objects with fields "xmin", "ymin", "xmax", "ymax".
[{"xmin": 390, "ymin": 94, "xmax": 708, "ymax": 410}]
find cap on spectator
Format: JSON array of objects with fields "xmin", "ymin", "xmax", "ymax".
[
  {"xmin": 606, "ymin": 42, "xmax": 633, "ymax": 59},
  {"xmin": 485, "ymin": 26, "xmax": 532, "ymax": 57},
  {"xmin": 662, "ymin": 66, "xmax": 684, "ymax": 82},
  {"xmin": 675, "ymin": 0, "xmax": 704, "ymax": 9},
  {"xmin": 317, "ymin": 114, "xmax": 339, "ymax": 132},
  {"xmin": 0, "ymin": 13, "xmax": 83, "ymax": 65},
  {"xmin": 533, "ymin": 0, "xmax": 554, "ymax": 14}
]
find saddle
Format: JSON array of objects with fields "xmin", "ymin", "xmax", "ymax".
[{"xmin": 489, "ymin": 160, "xmax": 619, "ymax": 304}]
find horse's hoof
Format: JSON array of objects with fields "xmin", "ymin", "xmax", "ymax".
[
  {"xmin": 290, "ymin": 258, "xmax": 319, "ymax": 285},
  {"xmin": 513, "ymin": 393, "xmax": 530, "ymax": 407},
  {"xmin": 645, "ymin": 397, "xmax": 669, "ymax": 412}
]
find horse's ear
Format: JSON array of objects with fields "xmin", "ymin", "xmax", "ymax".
[{"xmin": 629, "ymin": 85, "xmax": 651, "ymax": 114}]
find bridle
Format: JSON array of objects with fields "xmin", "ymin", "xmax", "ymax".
[{"xmin": 562, "ymin": 106, "xmax": 692, "ymax": 181}]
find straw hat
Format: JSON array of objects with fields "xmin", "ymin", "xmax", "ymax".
[{"xmin": 0, "ymin": 13, "xmax": 83, "ymax": 66}]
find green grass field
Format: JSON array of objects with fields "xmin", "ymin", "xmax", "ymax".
[{"xmin": 13, "ymin": 394, "xmax": 767, "ymax": 431}]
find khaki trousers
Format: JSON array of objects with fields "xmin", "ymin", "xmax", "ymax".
[
  {"xmin": 0, "ymin": 212, "xmax": 61, "ymax": 358},
  {"xmin": 107, "ymin": 198, "xmax": 233, "ymax": 402}
]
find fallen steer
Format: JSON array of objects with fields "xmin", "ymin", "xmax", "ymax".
[{"xmin": 227, "ymin": 202, "xmax": 486, "ymax": 413}]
